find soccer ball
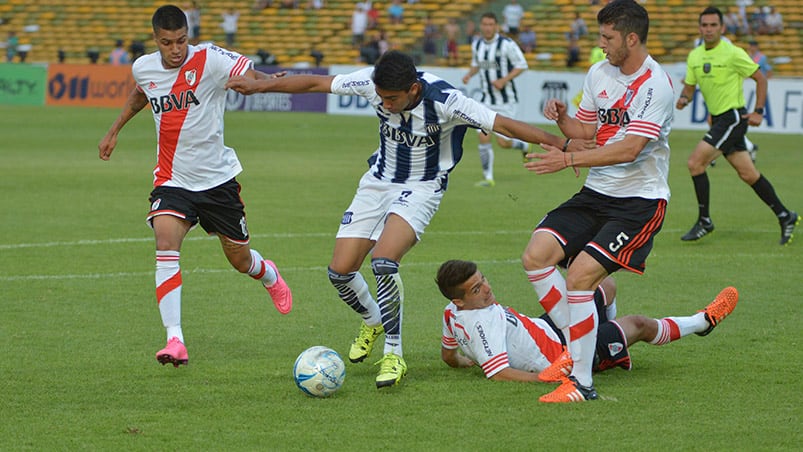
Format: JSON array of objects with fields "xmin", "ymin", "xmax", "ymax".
[{"xmin": 293, "ymin": 346, "xmax": 346, "ymax": 398}]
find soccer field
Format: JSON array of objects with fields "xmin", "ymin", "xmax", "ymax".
[{"xmin": 1, "ymin": 105, "xmax": 801, "ymax": 450}]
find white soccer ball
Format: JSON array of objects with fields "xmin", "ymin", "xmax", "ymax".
[{"xmin": 293, "ymin": 346, "xmax": 346, "ymax": 398}]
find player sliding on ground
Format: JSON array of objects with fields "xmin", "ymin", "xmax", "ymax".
[{"xmin": 436, "ymin": 260, "xmax": 738, "ymax": 390}]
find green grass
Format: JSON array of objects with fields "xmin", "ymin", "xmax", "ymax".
[{"xmin": 1, "ymin": 105, "xmax": 801, "ymax": 450}]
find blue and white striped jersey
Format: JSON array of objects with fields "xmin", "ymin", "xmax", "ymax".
[
  {"xmin": 331, "ymin": 68, "xmax": 498, "ymax": 184},
  {"xmin": 470, "ymin": 33, "xmax": 528, "ymax": 106}
]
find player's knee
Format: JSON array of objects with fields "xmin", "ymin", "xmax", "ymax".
[
  {"xmin": 629, "ymin": 315, "xmax": 654, "ymax": 338},
  {"xmin": 521, "ymin": 246, "xmax": 551, "ymax": 270},
  {"xmin": 599, "ymin": 277, "xmax": 617, "ymax": 302}
]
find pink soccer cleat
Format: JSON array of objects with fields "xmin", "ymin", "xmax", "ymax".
[
  {"xmin": 156, "ymin": 336, "xmax": 188, "ymax": 367},
  {"xmin": 264, "ymin": 260, "xmax": 293, "ymax": 314}
]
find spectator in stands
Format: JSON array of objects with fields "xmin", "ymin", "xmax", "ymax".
[
  {"xmin": 351, "ymin": 3, "xmax": 369, "ymax": 48},
  {"xmin": 388, "ymin": 0, "xmax": 404, "ymax": 25},
  {"xmin": 763, "ymin": 6, "xmax": 783, "ymax": 34},
  {"xmin": 279, "ymin": 0, "xmax": 297, "ymax": 8},
  {"xmin": 366, "ymin": 2, "xmax": 380, "ymax": 29},
  {"xmin": 221, "ymin": 8, "xmax": 240, "ymax": 47},
  {"xmin": 502, "ymin": 0, "xmax": 525, "ymax": 38},
  {"xmin": 252, "ymin": 0, "xmax": 272, "ymax": 12},
  {"xmin": 109, "ymin": 39, "xmax": 130, "ymax": 65},
  {"xmin": 310, "ymin": 46, "xmax": 324, "ymax": 66},
  {"xmin": 735, "ymin": 0, "xmax": 753, "ymax": 33},
  {"xmin": 444, "ymin": 18, "xmax": 460, "ymax": 66},
  {"xmin": 378, "ymin": 30, "xmax": 390, "ymax": 55},
  {"xmin": 306, "ymin": 0, "xmax": 325, "ymax": 9},
  {"xmin": 464, "ymin": 20, "xmax": 477, "ymax": 45},
  {"xmin": 129, "ymin": 40, "xmax": 146, "ymax": 62},
  {"xmin": 566, "ymin": 37, "xmax": 580, "ymax": 67},
  {"xmin": 568, "ymin": 12, "xmax": 588, "ymax": 41},
  {"xmin": 184, "ymin": 1, "xmax": 201, "ymax": 45},
  {"xmin": 359, "ymin": 32, "xmax": 381, "ymax": 64},
  {"xmin": 723, "ymin": 11, "xmax": 741, "ymax": 35},
  {"xmin": 422, "ymin": 14, "xmax": 439, "ymax": 61},
  {"xmin": 5, "ymin": 31, "xmax": 18, "ymax": 62},
  {"xmin": 748, "ymin": 6, "xmax": 766, "ymax": 34},
  {"xmin": 518, "ymin": 24, "xmax": 536, "ymax": 53},
  {"xmin": 749, "ymin": 40, "xmax": 772, "ymax": 78}
]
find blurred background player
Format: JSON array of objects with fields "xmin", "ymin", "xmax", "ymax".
[
  {"xmin": 98, "ymin": 4, "xmax": 292, "ymax": 367},
  {"xmin": 462, "ymin": 12, "xmax": 530, "ymax": 188},
  {"xmin": 436, "ymin": 260, "xmax": 738, "ymax": 383},
  {"xmin": 226, "ymin": 50, "xmax": 578, "ymax": 389}
]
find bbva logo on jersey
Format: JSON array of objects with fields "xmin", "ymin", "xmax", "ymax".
[
  {"xmin": 597, "ymin": 108, "xmax": 630, "ymax": 127},
  {"xmin": 149, "ymin": 89, "xmax": 200, "ymax": 114}
]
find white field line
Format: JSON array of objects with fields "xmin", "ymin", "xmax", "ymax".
[{"xmin": 0, "ymin": 231, "xmax": 528, "ymax": 282}]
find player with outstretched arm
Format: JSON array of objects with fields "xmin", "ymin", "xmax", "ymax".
[{"xmin": 226, "ymin": 50, "xmax": 585, "ymax": 389}]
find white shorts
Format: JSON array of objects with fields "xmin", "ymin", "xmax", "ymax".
[
  {"xmin": 336, "ymin": 172, "xmax": 445, "ymax": 241},
  {"xmin": 476, "ymin": 102, "xmax": 519, "ymax": 140}
]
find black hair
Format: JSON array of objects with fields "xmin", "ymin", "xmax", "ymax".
[
  {"xmin": 480, "ymin": 12, "xmax": 498, "ymax": 23},
  {"xmin": 152, "ymin": 4, "xmax": 188, "ymax": 33},
  {"xmin": 699, "ymin": 6, "xmax": 723, "ymax": 24},
  {"xmin": 372, "ymin": 50, "xmax": 418, "ymax": 92},
  {"xmin": 597, "ymin": 0, "xmax": 649, "ymax": 44},
  {"xmin": 435, "ymin": 260, "xmax": 478, "ymax": 300}
]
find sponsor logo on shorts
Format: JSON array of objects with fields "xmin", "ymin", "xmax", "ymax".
[
  {"xmin": 608, "ymin": 342, "xmax": 624, "ymax": 356},
  {"xmin": 151, "ymin": 198, "xmax": 161, "ymax": 211},
  {"xmin": 239, "ymin": 216, "xmax": 248, "ymax": 237},
  {"xmin": 341, "ymin": 211, "xmax": 353, "ymax": 225}
]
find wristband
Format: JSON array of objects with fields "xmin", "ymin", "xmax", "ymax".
[
  {"xmin": 679, "ymin": 95, "xmax": 689, "ymax": 101},
  {"xmin": 562, "ymin": 139, "xmax": 571, "ymax": 152},
  {"xmin": 754, "ymin": 107, "xmax": 764, "ymax": 114}
]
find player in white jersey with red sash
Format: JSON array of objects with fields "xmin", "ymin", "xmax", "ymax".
[
  {"xmin": 98, "ymin": 5, "xmax": 292, "ymax": 368},
  {"xmin": 521, "ymin": 0, "xmax": 677, "ymax": 403},
  {"xmin": 226, "ymin": 50, "xmax": 583, "ymax": 389},
  {"xmin": 436, "ymin": 260, "xmax": 738, "ymax": 384}
]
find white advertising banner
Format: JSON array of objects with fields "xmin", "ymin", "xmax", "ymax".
[{"xmin": 328, "ymin": 64, "xmax": 802, "ymax": 135}]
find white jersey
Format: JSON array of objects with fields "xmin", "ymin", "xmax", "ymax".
[
  {"xmin": 331, "ymin": 68, "xmax": 497, "ymax": 184},
  {"xmin": 470, "ymin": 33, "xmax": 528, "ymax": 107},
  {"xmin": 441, "ymin": 302, "xmax": 564, "ymax": 378},
  {"xmin": 133, "ymin": 43, "xmax": 252, "ymax": 191},
  {"xmin": 576, "ymin": 56, "xmax": 674, "ymax": 200}
]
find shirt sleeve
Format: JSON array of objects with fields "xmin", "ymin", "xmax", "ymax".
[
  {"xmin": 576, "ymin": 65, "xmax": 599, "ymax": 124},
  {"xmin": 732, "ymin": 46, "xmax": 760, "ymax": 78},
  {"xmin": 330, "ymin": 67, "xmax": 376, "ymax": 97},
  {"xmin": 441, "ymin": 306, "xmax": 459, "ymax": 350},
  {"xmin": 506, "ymin": 40, "xmax": 529, "ymax": 70},
  {"xmin": 444, "ymin": 89, "xmax": 497, "ymax": 132},
  {"xmin": 470, "ymin": 312, "xmax": 510, "ymax": 379},
  {"xmin": 684, "ymin": 50, "xmax": 698, "ymax": 86}
]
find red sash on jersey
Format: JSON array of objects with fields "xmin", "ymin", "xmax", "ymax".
[
  {"xmin": 154, "ymin": 50, "xmax": 208, "ymax": 187},
  {"xmin": 506, "ymin": 306, "xmax": 563, "ymax": 361}
]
